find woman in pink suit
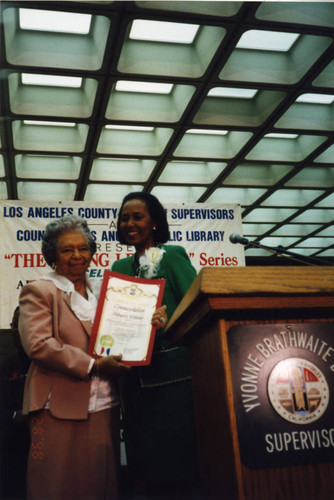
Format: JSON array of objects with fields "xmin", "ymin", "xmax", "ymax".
[{"xmin": 19, "ymin": 216, "xmax": 166, "ymax": 500}]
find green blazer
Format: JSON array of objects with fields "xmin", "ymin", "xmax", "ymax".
[{"xmin": 112, "ymin": 245, "xmax": 197, "ymax": 386}]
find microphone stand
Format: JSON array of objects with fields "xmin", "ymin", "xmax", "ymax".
[{"xmin": 244, "ymin": 240, "xmax": 333, "ymax": 267}]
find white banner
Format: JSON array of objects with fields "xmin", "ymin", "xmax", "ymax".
[{"xmin": 0, "ymin": 201, "xmax": 245, "ymax": 328}]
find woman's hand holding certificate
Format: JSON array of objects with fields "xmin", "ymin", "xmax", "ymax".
[{"xmin": 91, "ymin": 354, "xmax": 130, "ymax": 378}]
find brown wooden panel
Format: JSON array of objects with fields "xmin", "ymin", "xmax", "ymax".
[
  {"xmin": 197, "ymin": 266, "xmax": 334, "ymax": 296},
  {"xmin": 165, "ymin": 268, "xmax": 334, "ymax": 500},
  {"xmin": 208, "ymin": 296, "xmax": 334, "ymax": 311},
  {"xmin": 241, "ymin": 462, "xmax": 334, "ymax": 500},
  {"xmin": 189, "ymin": 318, "xmax": 244, "ymax": 500}
]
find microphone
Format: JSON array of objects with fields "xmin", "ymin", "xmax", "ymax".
[
  {"xmin": 229, "ymin": 233, "xmax": 333, "ymax": 266},
  {"xmin": 229, "ymin": 233, "xmax": 249, "ymax": 245}
]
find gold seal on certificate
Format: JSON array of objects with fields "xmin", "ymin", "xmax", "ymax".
[{"xmin": 88, "ymin": 271, "xmax": 165, "ymax": 366}]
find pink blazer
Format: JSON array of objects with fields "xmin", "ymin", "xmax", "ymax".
[{"xmin": 19, "ymin": 279, "xmax": 94, "ymax": 420}]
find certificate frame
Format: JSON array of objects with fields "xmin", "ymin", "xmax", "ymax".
[{"xmin": 88, "ymin": 271, "xmax": 165, "ymax": 366}]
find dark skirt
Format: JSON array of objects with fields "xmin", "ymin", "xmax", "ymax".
[
  {"xmin": 27, "ymin": 407, "xmax": 120, "ymax": 500},
  {"xmin": 122, "ymin": 371, "xmax": 199, "ymax": 486}
]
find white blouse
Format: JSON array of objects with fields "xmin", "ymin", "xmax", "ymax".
[{"xmin": 40, "ymin": 272, "xmax": 119, "ymax": 412}]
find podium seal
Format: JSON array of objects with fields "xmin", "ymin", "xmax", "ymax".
[{"xmin": 268, "ymin": 358, "xmax": 329, "ymax": 425}]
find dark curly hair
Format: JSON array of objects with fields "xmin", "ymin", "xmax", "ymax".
[
  {"xmin": 42, "ymin": 215, "xmax": 96, "ymax": 267},
  {"xmin": 116, "ymin": 192, "xmax": 169, "ymax": 245}
]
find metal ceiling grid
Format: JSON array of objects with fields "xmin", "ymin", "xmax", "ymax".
[{"xmin": 0, "ymin": 1, "xmax": 333, "ymax": 264}]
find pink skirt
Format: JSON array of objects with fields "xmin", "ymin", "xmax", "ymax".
[{"xmin": 27, "ymin": 408, "xmax": 120, "ymax": 500}]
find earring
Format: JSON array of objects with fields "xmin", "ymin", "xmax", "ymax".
[
  {"xmin": 153, "ymin": 226, "xmax": 157, "ymax": 231},
  {"xmin": 52, "ymin": 263, "xmax": 57, "ymax": 271}
]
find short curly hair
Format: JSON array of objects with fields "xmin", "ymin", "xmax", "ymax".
[
  {"xmin": 42, "ymin": 215, "xmax": 96, "ymax": 267},
  {"xmin": 117, "ymin": 192, "xmax": 169, "ymax": 245}
]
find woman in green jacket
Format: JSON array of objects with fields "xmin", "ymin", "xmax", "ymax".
[{"xmin": 112, "ymin": 192, "xmax": 199, "ymax": 499}]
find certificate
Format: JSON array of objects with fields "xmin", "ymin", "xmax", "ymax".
[{"xmin": 88, "ymin": 271, "xmax": 165, "ymax": 366}]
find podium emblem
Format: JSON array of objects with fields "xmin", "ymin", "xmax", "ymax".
[{"xmin": 268, "ymin": 358, "xmax": 329, "ymax": 425}]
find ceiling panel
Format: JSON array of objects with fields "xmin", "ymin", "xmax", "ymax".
[{"xmin": 0, "ymin": 0, "xmax": 333, "ymax": 265}]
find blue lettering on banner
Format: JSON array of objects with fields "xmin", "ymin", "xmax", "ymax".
[
  {"xmin": 3, "ymin": 206, "xmax": 23, "ymax": 217},
  {"xmin": 171, "ymin": 208, "xmax": 234, "ymax": 220},
  {"xmin": 17, "ymin": 230, "xmax": 45, "ymax": 241},
  {"xmin": 101, "ymin": 231, "xmax": 119, "ymax": 242},
  {"xmin": 78, "ymin": 207, "xmax": 117, "ymax": 219},
  {"xmin": 186, "ymin": 231, "xmax": 224, "ymax": 241},
  {"xmin": 27, "ymin": 207, "xmax": 74, "ymax": 218},
  {"xmin": 87, "ymin": 269, "xmax": 105, "ymax": 278},
  {"xmin": 169, "ymin": 231, "xmax": 183, "ymax": 241}
]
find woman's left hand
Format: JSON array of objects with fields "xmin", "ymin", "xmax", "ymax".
[{"xmin": 151, "ymin": 305, "xmax": 167, "ymax": 329}]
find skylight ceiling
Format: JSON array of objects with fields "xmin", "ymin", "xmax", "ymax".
[
  {"xmin": 19, "ymin": 8, "xmax": 92, "ymax": 34},
  {"xmin": 0, "ymin": 0, "xmax": 333, "ymax": 265}
]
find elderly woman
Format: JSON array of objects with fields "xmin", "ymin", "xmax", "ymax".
[{"xmin": 19, "ymin": 215, "xmax": 166, "ymax": 500}]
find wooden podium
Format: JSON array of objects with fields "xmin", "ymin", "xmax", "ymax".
[{"xmin": 165, "ymin": 266, "xmax": 334, "ymax": 500}]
